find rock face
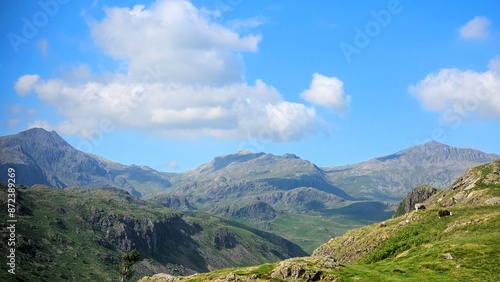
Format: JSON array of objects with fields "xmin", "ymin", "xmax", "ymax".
[
  {"xmin": 271, "ymin": 260, "xmax": 323, "ymax": 281},
  {"xmin": 231, "ymin": 202, "xmax": 277, "ymax": 221},
  {"xmin": 393, "ymin": 185, "xmax": 438, "ymax": 217},
  {"xmin": 213, "ymin": 228, "xmax": 238, "ymax": 249},
  {"xmin": 425, "ymin": 159, "xmax": 500, "ymax": 208},
  {"xmin": 137, "ymin": 273, "xmax": 180, "ymax": 282}
]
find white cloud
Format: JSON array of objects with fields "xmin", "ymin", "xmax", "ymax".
[
  {"xmin": 89, "ymin": 0, "xmax": 261, "ymax": 85},
  {"xmin": 13, "ymin": 0, "xmax": 328, "ymax": 142},
  {"xmin": 16, "ymin": 75, "xmax": 325, "ymax": 141},
  {"xmin": 460, "ymin": 16, "xmax": 491, "ymax": 40},
  {"xmin": 409, "ymin": 56, "xmax": 500, "ymax": 120},
  {"xmin": 300, "ymin": 73, "xmax": 351, "ymax": 112},
  {"xmin": 14, "ymin": 74, "xmax": 40, "ymax": 96}
]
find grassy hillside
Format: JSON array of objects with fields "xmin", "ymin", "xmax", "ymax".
[
  {"xmin": 139, "ymin": 160, "xmax": 500, "ymax": 281},
  {"xmin": 0, "ymin": 185, "xmax": 306, "ymax": 282}
]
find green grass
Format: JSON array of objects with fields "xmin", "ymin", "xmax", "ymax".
[
  {"xmin": 327, "ymin": 204, "xmax": 500, "ymax": 281},
  {"xmin": 139, "ymin": 188, "xmax": 500, "ymax": 281}
]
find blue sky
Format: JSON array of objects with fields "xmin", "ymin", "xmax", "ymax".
[{"xmin": 1, "ymin": 0, "xmax": 500, "ymax": 172}]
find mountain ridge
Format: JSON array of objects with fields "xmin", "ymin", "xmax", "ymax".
[
  {"xmin": 2, "ymin": 128, "xmax": 498, "ymax": 201},
  {"xmin": 323, "ymin": 141, "xmax": 499, "ymax": 201}
]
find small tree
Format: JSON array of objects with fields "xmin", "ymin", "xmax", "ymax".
[{"xmin": 115, "ymin": 249, "xmax": 140, "ymax": 282}]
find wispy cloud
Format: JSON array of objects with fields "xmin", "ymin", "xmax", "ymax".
[
  {"xmin": 165, "ymin": 160, "xmax": 180, "ymax": 170},
  {"xmin": 460, "ymin": 16, "xmax": 491, "ymax": 40},
  {"xmin": 226, "ymin": 16, "xmax": 267, "ymax": 31},
  {"xmin": 7, "ymin": 119, "xmax": 21, "ymax": 127},
  {"xmin": 37, "ymin": 39, "xmax": 48, "ymax": 56}
]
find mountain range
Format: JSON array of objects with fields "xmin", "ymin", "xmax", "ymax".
[
  {"xmin": 1, "ymin": 128, "xmax": 497, "ymax": 202},
  {"xmin": 324, "ymin": 140, "xmax": 499, "ymax": 201},
  {"xmin": 1, "ymin": 128, "xmax": 498, "ymax": 253}
]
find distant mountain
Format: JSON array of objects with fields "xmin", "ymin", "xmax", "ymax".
[
  {"xmin": 182, "ymin": 150, "xmax": 352, "ymax": 199},
  {"xmin": 139, "ymin": 160, "xmax": 500, "ymax": 282},
  {"xmin": 3, "ymin": 129, "xmax": 498, "ymax": 253},
  {"xmin": 3, "ymin": 129, "xmax": 497, "ymax": 203},
  {"xmin": 0, "ymin": 128, "xmax": 174, "ymax": 197},
  {"xmin": 148, "ymin": 154, "xmax": 388, "ymax": 252},
  {"xmin": 0, "ymin": 184, "xmax": 307, "ymax": 281},
  {"xmin": 323, "ymin": 141, "xmax": 499, "ymax": 201},
  {"xmin": 0, "ymin": 128, "xmax": 109, "ymax": 188}
]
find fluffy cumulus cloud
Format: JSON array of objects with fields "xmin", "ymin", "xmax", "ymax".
[
  {"xmin": 409, "ymin": 56, "xmax": 500, "ymax": 120},
  {"xmin": 300, "ymin": 73, "xmax": 351, "ymax": 112},
  {"xmin": 459, "ymin": 16, "xmax": 491, "ymax": 40},
  {"xmin": 14, "ymin": 74, "xmax": 40, "ymax": 95},
  {"xmin": 89, "ymin": 0, "xmax": 260, "ymax": 85},
  {"xmin": 14, "ymin": 0, "xmax": 326, "ymax": 142}
]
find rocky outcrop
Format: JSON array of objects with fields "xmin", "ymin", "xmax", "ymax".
[
  {"xmin": 231, "ymin": 202, "xmax": 277, "ymax": 220},
  {"xmin": 137, "ymin": 273, "xmax": 180, "ymax": 282},
  {"xmin": 426, "ymin": 159, "xmax": 500, "ymax": 208},
  {"xmin": 271, "ymin": 260, "xmax": 323, "ymax": 281},
  {"xmin": 393, "ymin": 185, "xmax": 438, "ymax": 217},
  {"xmin": 270, "ymin": 258, "xmax": 340, "ymax": 281},
  {"xmin": 213, "ymin": 228, "xmax": 238, "ymax": 249}
]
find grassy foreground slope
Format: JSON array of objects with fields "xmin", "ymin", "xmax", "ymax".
[{"xmin": 139, "ymin": 160, "xmax": 500, "ymax": 282}]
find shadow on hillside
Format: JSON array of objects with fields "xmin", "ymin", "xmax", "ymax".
[
  {"xmin": 322, "ymin": 201, "xmax": 393, "ymax": 222},
  {"xmin": 260, "ymin": 176, "xmax": 355, "ymax": 201}
]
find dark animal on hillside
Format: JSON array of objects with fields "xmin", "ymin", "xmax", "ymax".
[{"xmin": 438, "ymin": 210, "xmax": 452, "ymax": 217}]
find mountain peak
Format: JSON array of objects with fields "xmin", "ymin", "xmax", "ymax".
[
  {"xmin": 389, "ymin": 140, "xmax": 499, "ymax": 162},
  {"xmin": 236, "ymin": 150, "xmax": 254, "ymax": 155},
  {"xmin": 18, "ymin": 127, "xmax": 59, "ymax": 138},
  {"xmin": 422, "ymin": 140, "xmax": 445, "ymax": 146},
  {"xmin": 187, "ymin": 151, "xmax": 323, "ymax": 183},
  {"xmin": 1, "ymin": 127, "xmax": 72, "ymax": 151},
  {"xmin": 0, "ymin": 128, "xmax": 110, "ymax": 189}
]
